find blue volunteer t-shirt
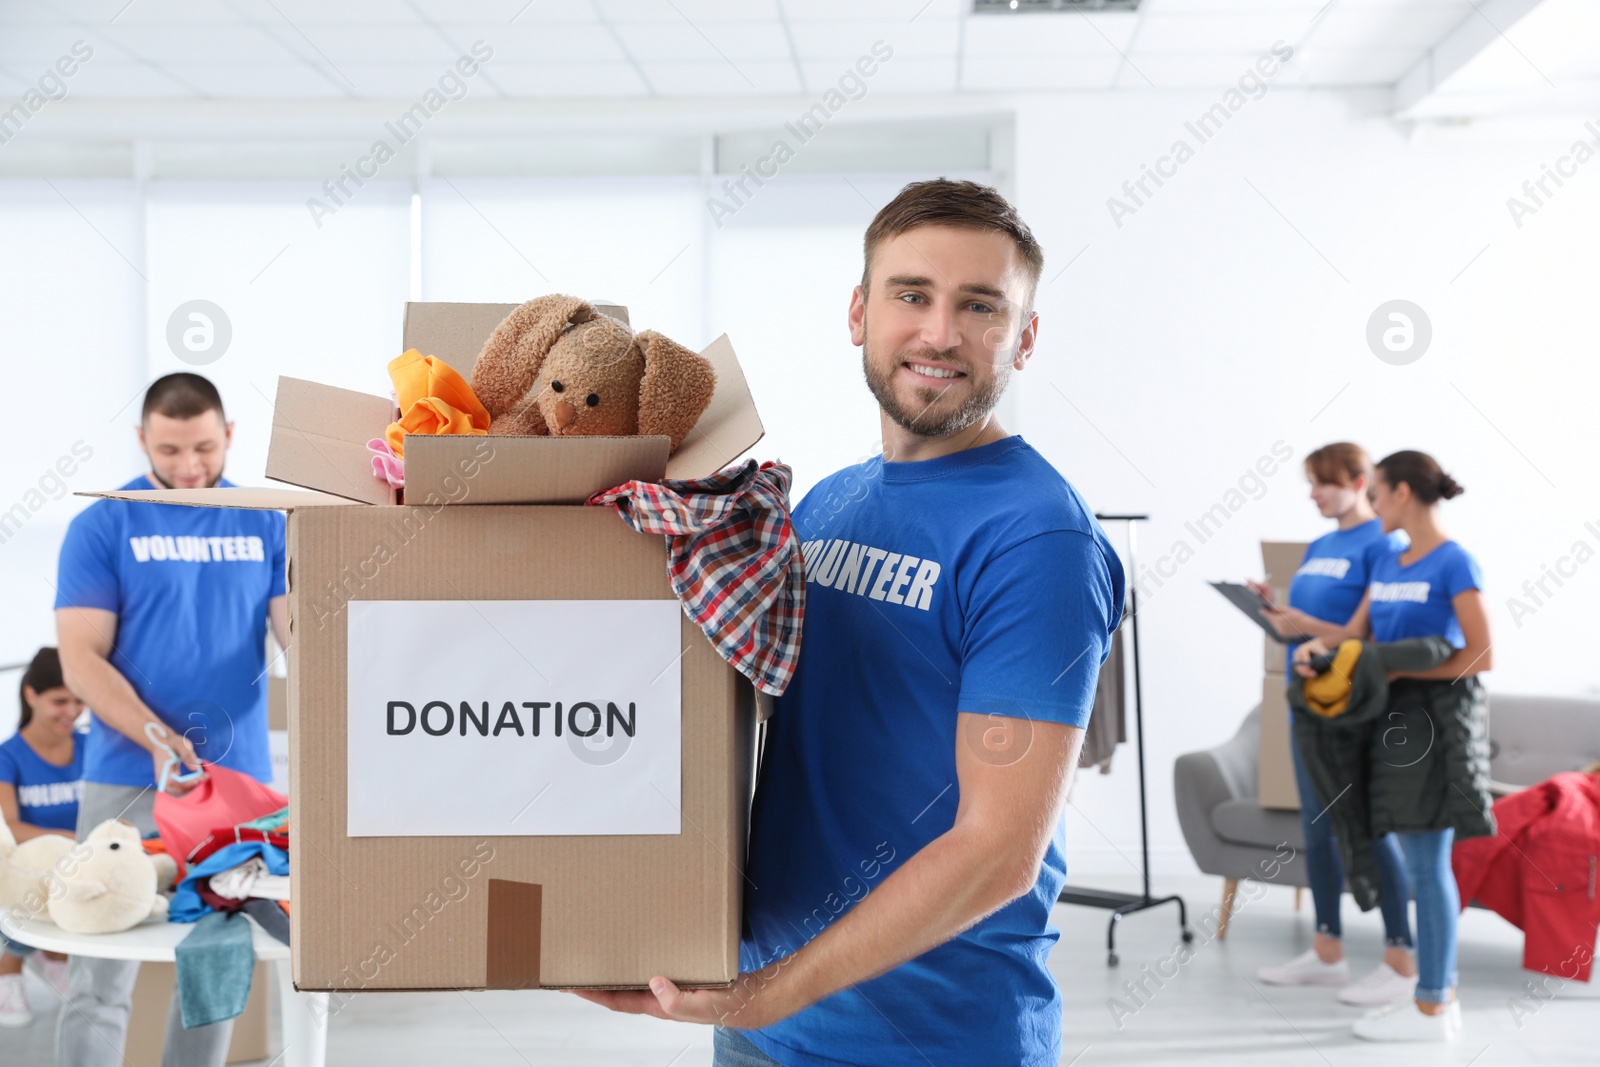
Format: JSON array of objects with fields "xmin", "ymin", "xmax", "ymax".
[
  {"xmin": 54, "ymin": 475, "xmax": 286, "ymax": 787},
  {"xmin": 0, "ymin": 730, "xmax": 86, "ymax": 831},
  {"xmin": 740, "ymin": 436, "xmax": 1125, "ymax": 1067},
  {"xmin": 1284, "ymin": 519, "xmax": 1406, "ymax": 673},
  {"xmin": 1368, "ymin": 540, "xmax": 1483, "ymax": 648}
]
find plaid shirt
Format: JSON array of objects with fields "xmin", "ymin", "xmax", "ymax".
[{"xmin": 586, "ymin": 459, "xmax": 805, "ymax": 697}]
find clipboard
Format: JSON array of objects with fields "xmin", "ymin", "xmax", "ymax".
[{"xmin": 1208, "ymin": 580, "xmax": 1294, "ymax": 643}]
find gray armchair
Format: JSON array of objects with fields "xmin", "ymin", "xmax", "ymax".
[{"xmin": 1175, "ymin": 693, "xmax": 1600, "ymax": 937}]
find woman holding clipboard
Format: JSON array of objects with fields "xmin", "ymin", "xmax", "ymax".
[
  {"xmin": 1291, "ymin": 450, "xmax": 1493, "ymax": 1044},
  {"xmin": 1248, "ymin": 443, "xmax": 1418, "ymax": 1006}
]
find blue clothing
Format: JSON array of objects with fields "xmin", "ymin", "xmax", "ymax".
[
  {"xmin": 0, "ymin": 730, "xmax": 85, "ymax": 831},
  {"xmin": 740, "ymin": 436, "xmax": 1125, "ymax": 1067},
  {"xmin": 174, "ymin": 910, "xmax": 256, "ymax": 1028},
  {"xmin": 714, "ymin": 1028, "xmax": 784, "ymax": 1067},
  {"xmin": 1284, "ymin": 520, "xmax": 1405, "ymax": 674},
  {"xmin": 1368, "ymin": 541, "xmax": 1483, "ymax": 648},
  {"xmin": 54, "ymin": 475, "xmax": 286, "ymax": 787},
  {"xmin": 1289, "ymin": 726, "xmax": 1412, "ymax": 945},
  {"xmin": 170, "ymin": 839, "xmax": 290, "ymax": 922},
  {"xmin": 1398, "ymin": 829, "xmax": 1459, "ymax": 1002}
]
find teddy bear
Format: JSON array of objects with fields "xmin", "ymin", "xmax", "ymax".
[
  {"xmin": 470, "ymin": 294, "xmax": 717, "ymax": 453},
  {"xmin": 0, "ymin": 812, "xmax": 75, "ymax": 923},
  {"xmin": 45, "ymin": 819, "xmax": 168, "ymax": 935}
]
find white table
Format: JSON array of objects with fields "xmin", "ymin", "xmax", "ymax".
[{"xmin": 0, "ymin": 909, "xmax": 328, "ymax": 1067}]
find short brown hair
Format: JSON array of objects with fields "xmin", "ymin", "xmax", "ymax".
[
  {"xmin": 863, "ymin": 178, "xmax": 1044, "ymax": 307},
  {"xmin": 1304, "ymin": 442, "xmax": 1373, "ymax": 487},
  {"xmin": 142, "ymin": 372, "xmax": 225, "ymax": 424}
]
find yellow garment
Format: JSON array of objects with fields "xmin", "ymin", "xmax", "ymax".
[
  {"xmin": 384, "ymin": 349, "xmax": 491, "ymax": 458},
  {"xmin": 1301, "ymin": 639, "xmax": 1363, "ymax": 718}
]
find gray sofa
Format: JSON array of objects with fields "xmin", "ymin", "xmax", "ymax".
[{"xmin": 1174, "ymin": 693, "xmax": 1600, "ymax": 936}]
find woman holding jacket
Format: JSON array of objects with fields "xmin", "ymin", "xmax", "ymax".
[
  {"xmin": 1294, "ymin": 450, "xmax": 1495, "ymax": 1044},
  {"xmin": 1251, "ymin": 443, "xmax": 1417, "ymax": 1006}
]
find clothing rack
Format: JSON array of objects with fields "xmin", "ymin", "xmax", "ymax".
[{"xmin": 1057, "ymin": 513, "xmax": 1192, "ymax": 966}]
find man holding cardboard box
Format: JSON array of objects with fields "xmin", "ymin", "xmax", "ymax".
[
  {"xmin": 581, "ymin": 181, "xmax": 1124, "ymax": 1067},
  {"xmin": 53, "ymin": 373, "xmax": 287, "ymax": 1067}
]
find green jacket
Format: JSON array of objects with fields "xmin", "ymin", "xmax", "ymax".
[{"xmin": 1287, "ymin": 637, "xmax": 1496, "ymax": 911}]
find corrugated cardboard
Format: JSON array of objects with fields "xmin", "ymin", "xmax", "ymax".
[
  {"xmin": 82, "ymin": 301, "xmax": 766, "ymax": 991},
  {"xmin": 126, "ymin": 961, "xmax": 270, "ymax": 1066},
  {"xmin": 1258, "ymin": 675, "xmax": 1300, "ymax": 810}
]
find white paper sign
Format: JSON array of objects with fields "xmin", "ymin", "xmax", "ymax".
[{"xmin": 346, "ymin": 599, "xmax": 682, "ymax": 837}]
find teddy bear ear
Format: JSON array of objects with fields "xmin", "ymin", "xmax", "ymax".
[
  {"xmin": 634, "ymin": 330, "xmax": 717, "ymax": 453},
  {"xmin": 470, "ymin": 295, "xmax": 596, "ymax": 422}
]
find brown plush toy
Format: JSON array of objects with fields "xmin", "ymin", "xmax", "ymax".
[{"xmin": 470, "ymin": 294, "xmax": 716, "ymax": 453}]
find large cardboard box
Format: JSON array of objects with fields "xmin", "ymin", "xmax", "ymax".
[
  {"xmin": 87, "ymin": 302, "xmax": 766, "ymax": 992},
  {"xmin": 1260, "ymin": 540, "xmax": 1308, "ymax": 674}
]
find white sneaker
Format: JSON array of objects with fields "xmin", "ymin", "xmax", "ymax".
[
  {"xmin": 1257, "ymin": 948, "xmax": 1350, "ymax": 986},
  {"xmin": 1339, "ymin": 962, "xmax": 1420, "ymax": 1006},
  {"xmin": 1353, "ymin": 998, "xmax": 1461, "ymax": 1042},
  {"xmin": 0, "ymin": 973, "xmax": 34, "ymax": 1028}
]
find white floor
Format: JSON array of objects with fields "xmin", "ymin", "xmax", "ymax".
[{"xmin": 2, "ymin": 873, "xmax": 1594, "ymax": 1065}]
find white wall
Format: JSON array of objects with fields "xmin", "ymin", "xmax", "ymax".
[{"xmin": 1011, "ymin": 89, "xmax": 1600, "ymax": 874}]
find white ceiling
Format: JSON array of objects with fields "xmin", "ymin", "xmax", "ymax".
[{"xmin": 0, "ymin": 0, "xmax": 1514, "ymax": 101}]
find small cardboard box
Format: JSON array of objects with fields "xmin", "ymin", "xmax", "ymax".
[
  {"xmin": 1258, "ymin": 676, "xmax": 1301, "ymax": 810},
  {"xmin": 127, "ymin": 962, "xmax": 270, "ymax": 1066},
  {"xmin": 86, "ymin": 302, "xmax": 766, "ymax": 991}
]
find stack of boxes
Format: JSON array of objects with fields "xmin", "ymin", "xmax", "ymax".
[{"xmin": 1258, "ymin": 540, "xmax": 1309, "ymax": 811}]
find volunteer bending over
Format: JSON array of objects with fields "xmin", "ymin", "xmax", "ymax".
[
  {"xmin": 54, "ymin": 373, "xmax": 287, "ymax": 1067},
  {"xmin": 578, "ymin": 179, "xmax": 1124, "ymax": 1067},
  {"xmin": 0, "ymin": 647, "xmax": 85, "ymax": 1028}
]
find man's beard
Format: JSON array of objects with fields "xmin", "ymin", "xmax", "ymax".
[
  {"xmin": 862, "ymin": 339, "xmax": 1012, "ymax": 439},
  {"xmin": 150, "ymin": 468, "xmax": 223, "ymax": 490}
]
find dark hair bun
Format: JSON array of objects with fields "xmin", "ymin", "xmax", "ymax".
[{"xmin": 1437, "ymin": 473, "xmax": 1464, "ymax": 500}]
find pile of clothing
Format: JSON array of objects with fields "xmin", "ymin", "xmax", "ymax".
[{"xmin": 168, "ymin": 806, "xmax": 291, "ymax": 1029}]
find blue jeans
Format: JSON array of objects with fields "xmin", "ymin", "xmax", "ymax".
[
  {"xmin": 1397, "ymin": 829, "xmax": 1458, "ymax": 1004},
  {"xmin": 1290, "ymin": 730, "xmax": 1413, "ymax": 946},
  {"xmin": 714, "ymin": 1027, "xmax": 785, "ymax": 1066}
]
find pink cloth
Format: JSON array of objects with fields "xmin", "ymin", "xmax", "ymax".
[{"xmin": 368, "ymin": 438, "xmax": 404, "ymax": 488}]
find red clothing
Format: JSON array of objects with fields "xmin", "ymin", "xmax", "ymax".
[{"xmin": 1454, "ymin": 771, "xmax": 1600, "ymax": 981}]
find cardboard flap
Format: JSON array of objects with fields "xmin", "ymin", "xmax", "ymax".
[
  {"xmin": 266, "ymin": 377, "xmax": 396, "ymax": 506},
  {"xmin": 664, "ymin": 334, "xmax": 765, "ymax": 480},
  {"xmin": 402, "ymin": 301, "xmax": 630, "ymax": 375},
  {"xmin": 403, "ymin": 435, "xmax": 670, "ymax": 506},
  {"xmin": 1261, "ymin": 541, "xmax": 1310, "ymax": 591},
  {"xmin": 76, "ymin": 487, "xmax": 363, "ymax": 511}
]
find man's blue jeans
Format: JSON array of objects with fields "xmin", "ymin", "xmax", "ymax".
[{"xmin": 714, "ymin": 1027, "xmax": 785, "ymax": 1066}]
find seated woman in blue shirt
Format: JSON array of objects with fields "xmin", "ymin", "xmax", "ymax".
[
  {"xmin": 0, "ymin": 647, "xmax": 85, "ymax": 1028},
  {"xmin": 1294, "ymin": 451, "xmax": 1492, "ymax": 1044},
  {"xmin": 1250, "ymin": 442, "xmax": 1417, "ymax": 1006}
]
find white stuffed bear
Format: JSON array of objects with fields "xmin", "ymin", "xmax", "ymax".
[
  {"xmin": 47, "ymin": 819, "xmax": 168, "ymax": 935},
  {"xmin": 0, "ymin": 809, "xmax": 75, "ymax": 924}
]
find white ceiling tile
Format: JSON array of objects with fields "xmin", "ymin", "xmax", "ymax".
[
  {"xmin": 1133, "ymin": 12, "xmax": 1328, "ymax": 52},
  {"xmin": 486, "ymin": 61, "xmax": 651, "ymax": 96},
  {"xmin": 161, "ymin": 63, "xmax": 340, "ymax": 98},
  {"xmin": 237, "ymin": 0, "xmax": 426, "ymax": 25},
  {"xmin": 441, "ymin": 24, "xmax": 626, "ymax": 64},
  {"xmin": 784, "ymin": 0, "xmax": 960, "ymax": 20},
  {"xmin": 611, "ymin": 20, "xmax": 792, "ymax": 61},
  {"xmin": 413, "ymin": 0, "xmax": 600, "ymax": 23},
  {"xmin": 806, "ymin": 56, "xmax": 956, "ymax": 94},
  {"xmin": 963, "ymin": 12, "xmax": 1139, "ymax": 56},
  {"xmin": 640, "ymin": 59, "xmax": 801, "ymax": 95},
  {"xmin": 49, "ymin": 60, "xmax": 200, "ymax": 98},
  {"xmin": 1117, "ymin": 50, "xmax": 1286, "ymax": 89},
  {"xmin": 1133, "ymin": 0, "xmax": 1326, "ymax": 14},
  {"xmin": 0, "ymin": 28, "xmax": 116, "ymax": 67},
  {"xmin": 266, "ymin": 26, "xmax": 461, "ymax": 64},
  {"xmin": 93, "ymin": 25, "xmax": 300, "ymax": 63},
  {"xmin": 594, "ymin": 0, "xmax": 782, "ymax": 21},
  {"xmin": 962, "ymin": 53, "xmax": 1123, "ymax": 91},
  {"xmin": 324, "ymin": 63, "xmax": 484, "ymax": 98},
  {"xmin": 1307, "ymin": 6, "xmax": 1474, "ymax": 49},
  {"xmin": 786, "ymin": 19, "xmax": 957, "ymax": 60}
]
